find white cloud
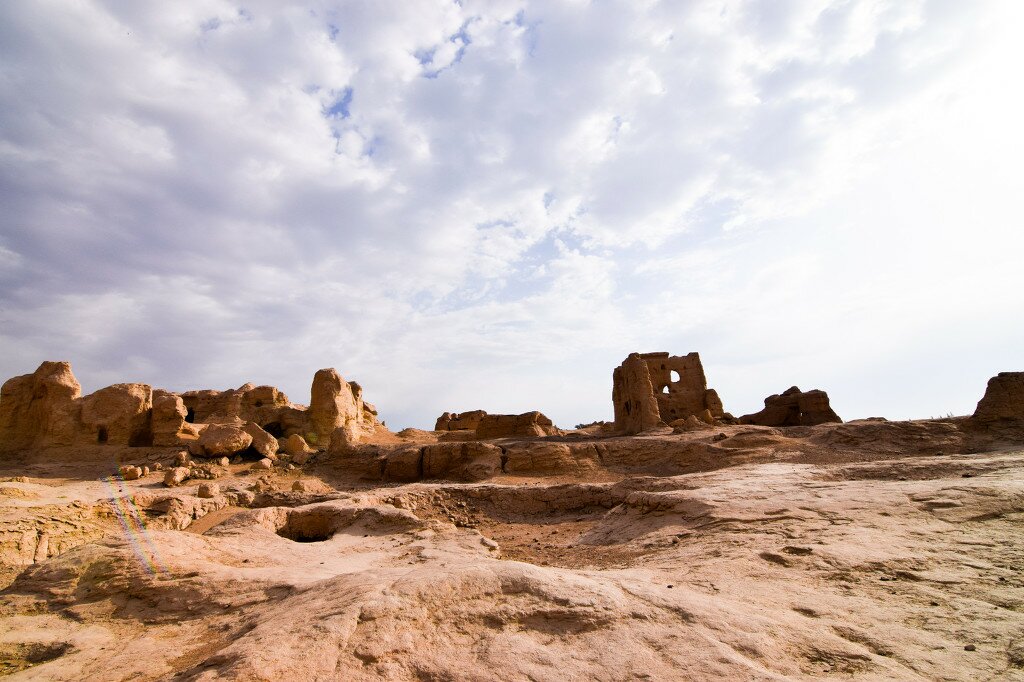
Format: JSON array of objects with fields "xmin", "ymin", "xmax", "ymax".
[{"xmin": 0, "ymin": 0, "xmax": 1021, "ymax": 428}]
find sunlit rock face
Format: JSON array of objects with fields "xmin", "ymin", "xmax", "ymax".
[
  {"xmin": 79, "ymin": 383, "xmax": 154, "ymax": 446},
  {"xmin": 0, "ymin": 362, "xmax": 386, "ymax": 454},
  {"xmin": 0, "ymin": 361, "xmax": 82, "ymax": 449},
  {"xmin": 308, "ymin": 368, "xmax": 382, "ymax": 447}
]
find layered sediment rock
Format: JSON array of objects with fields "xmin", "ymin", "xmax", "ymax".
[
  {"xmin": 739, "ymin": 387, "xmax": 842, "ymax": 427},
  {"xmin": 645, "ymin": 352, "xmax": 725, "ymax": 422},
  {"xmin": 422, "ymin": 442, "xmax": 504, "ymax": 480},
  {"xmin": 180, "ymin": 384, "xmax": 292, "ymax": 426}
]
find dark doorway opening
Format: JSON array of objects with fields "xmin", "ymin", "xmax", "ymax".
[
  {"xmin": 97, "ymin": 426, "xmax": 108, "ymax": 444},
  {"xmin": 129, "ymin": 427, "xmax": 153, "ymax": 447},
  {"xmin": 262, "ymin": 421, "xmax": 284, "ymax": 438},
  {"xmin": 185, "ymin": 407, "xmax": 195, "ymax": 423}
]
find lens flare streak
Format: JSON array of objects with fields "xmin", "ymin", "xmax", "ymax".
[{"xmin": 103, "ymin": 475, "xmax": 168, "ymax": 576}]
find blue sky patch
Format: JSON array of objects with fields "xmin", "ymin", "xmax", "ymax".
[{"xmin": 324, "ymin": 87, "xmax": 353, "ymax": 119}]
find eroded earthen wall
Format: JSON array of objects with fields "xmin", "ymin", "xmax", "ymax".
[
  {"xmin": 973, "ymin": 372, "xmax": 1024, "ymax": 422},
  {"xmin": 612, "ymin": 353, "xmax": 662, "ymax": 435},
  {"xmin": 0, "ymin": 361, "xmax": 384, "ymax": 452},
  {"xmin": 612, "ymin": 352, "xmax": 724, "ymax": 434},
  {"xmin": 475, "ymin": 411, "xmax": 556, "ymax": 439},
  {"xmin": 739, "ymin": 386, "xmax": 841, "ymax": 427}
]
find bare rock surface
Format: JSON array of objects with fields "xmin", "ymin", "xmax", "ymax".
[
  {"xmin": 612, "ymin": 353, "xmax": 662, "ymax": 435},
  {"xmin": 197, "ymin": 483, "xmax": 219, "ymax": 499},
  {"xmin": 282, "ymin": 433, "xmax": 312, "ymax": 458},
  {"xmin": 1, "ymin": 441, "xmax": 1023, "ymax": 680},
  {"xmin": 118, "ymin": 465, "xmax": 142, "ymax": 481},
  {"xmin": 163, "ymin": 466, "xmax": 190, "ymax": 487},
  {"xmin": 309, "ymin": 368, "xmax": 380, "ymax": 446}
]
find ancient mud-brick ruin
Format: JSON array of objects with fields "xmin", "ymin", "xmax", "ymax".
[
  {"xmin": 739, "ymin": 386, "xmax": 842, "ymax": 427},
  {"xmin": 476, "ymin": 412, "xmax": 557, "ymax": 439},
  {"xmin": 972, "ymin": 372, "xmax": 1024, "ymax": 423},
  {"xmin": 0, "ymin": 361, "xmax": 381, "ymax": 455},
  {"xmin": 435, "ymin": 410, "xmax": 488, "ymax": 432},
  {"xmin": 435, "ymin": 409, "xmax": 558, "ymax": 439},
  {"xmin": 612, "ymin": 352, "xmax": 725, "ymax": 435}
]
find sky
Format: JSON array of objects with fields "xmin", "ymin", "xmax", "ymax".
[{"xmin": 1, "ymin": 0, "xmax": 1022, "ymax": 430}]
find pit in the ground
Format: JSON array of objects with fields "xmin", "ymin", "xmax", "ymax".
[
  {"xmin": 276, "ymin": 510, "xmax": 337, "ymax": 542},
  {"xmin": 0, "ymin": 642, "xmax": 73, "ymax": 675}
]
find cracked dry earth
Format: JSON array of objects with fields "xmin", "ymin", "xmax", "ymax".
[{"xmin": 1, "ymin": 438, "xmax": 1024, "ymax": 680}]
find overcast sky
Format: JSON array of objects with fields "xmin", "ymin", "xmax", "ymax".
[{"xmin": 1, "ymin": 0, "xmax": 1021, "ymax": 430}]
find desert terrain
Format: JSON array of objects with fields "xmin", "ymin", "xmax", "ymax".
[{"xmin": 1, "ymin": 356, "xmax": 1023, "ymax": 680}]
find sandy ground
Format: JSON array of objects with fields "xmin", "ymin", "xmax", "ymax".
[{"xmin": 1, "ymin": 421, "xmax": 1023, "ymax": 680}]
